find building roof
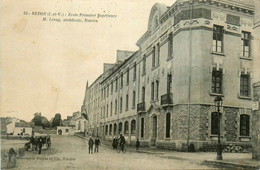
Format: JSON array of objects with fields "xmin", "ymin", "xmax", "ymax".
[{"xmin": 15, "ymin": 121, "xmax": 31, "ymax": 127}]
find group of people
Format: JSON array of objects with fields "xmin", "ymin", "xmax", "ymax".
[
  {"xmin": 88, "ymin": 137, "xmax": 100, "ymax": 154},
  {"xmin": 112, "ymin": 134, "xmax": 140, "ymax": 151},
  {"xmin": 24, "ymin": 135, "xmax": 51, "ymax": 154}
]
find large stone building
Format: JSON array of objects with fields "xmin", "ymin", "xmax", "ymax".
[{"xmin": 82, "ymin": 0, "xmax": 255, "ymax": 151}]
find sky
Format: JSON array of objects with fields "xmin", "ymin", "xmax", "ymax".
[{"xmin": 0, "ymin": 0, "xmax": 176, "ymax": 122}]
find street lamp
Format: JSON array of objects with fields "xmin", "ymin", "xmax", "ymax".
[{"xmin": 214, "ymin": 96, "xmax": 223, "ymax": 160}]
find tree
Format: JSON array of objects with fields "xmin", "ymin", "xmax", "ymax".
[
  {"xmin": 52, "ymin": 113, "xmax": 62, "ymax": 128},
  {"xmin": 41, "ymin": 116, "xmax": 51, "ymax": 129},
  {"xmin": 31, "ymin": 112, "xmax": 42, "ymax": 126}
]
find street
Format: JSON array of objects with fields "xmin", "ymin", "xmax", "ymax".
[{"xmin": 2, "ymin": 135, "xmax": 210, "ymax": 170}]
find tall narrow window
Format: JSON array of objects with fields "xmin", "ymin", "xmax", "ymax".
[
  {"xmin": 115, "ymin": 78, "xmax": 118, "ymax": 92},
  {"xmin": 124, "ymin": 121, "xmax": 129, "ymax": 134},
  {"xmin": 141, "ymin": 117, "xmax": 144, "ymax": 138},
  {"xmin": 151, "ymin": 82, "xmax": 154, "ymax": 101},
  {"xmin": 240, "ymin": 114, "xmax": 250, "ymax": 136},
  {"xmin": 166, "ymin": 113, "xmax": 171, "ymax": 138},
  {"xmin": 106, "ymin": 104, "xmax": 108, "ymax": 117},
  {"xmin": 211, "ymin": 112, "xmax": 220, "ymax": 135},
  {"xmin": 126, "ymin": 68, "xmax": 129, "ymax": 85},
  {"xmin": 115, "ymin": 99, "xmax": 117, "ymax": 115},
  {"xmin": 152, "ymin": 47, "xmax": 156, "ymax": 68},
  {"xmin": 126, "ymin": 94, "xmax": 129, "ymax": 111},
  {"xmin": 119, "ymin": 122, "xmax": 122, "ymax": 134},
  {"xmin": 107, "ymin": 85, "xmax": 109, "ymax": 97},
  {"xmin": 168, "ymin": 33, "xmax": 173, "ymax": 59},
  {"xmin": 132, "ymin": 91, "xmax": 136, "ymax": 109},
  {"xmin": 103, "ymin": 106, "xmax": 105, "ymax": 118},
  {"xmin": 142, "ymin": 87, "xmax": 145, "ymax": 103},
  {"xmin": 111, "ymin": 82, "xmax": 113, "ymax": 95},
  {"xmin": 131, "ymin": 120, "xmax": 136, "ymax": 134},
  {"xmin": 121, "ymin": 74, "xmax": 123, "ymax": 88},
  {"xmin": 157, "ymin": 43, "xmax": 160, "ymax": 66},
  {"xmin": 133, "ymin": 62, "xmax": 136, "ymax": 81},
  {"xmin": 109, "ymin": 124, "xmax": 112, "ymax": 135},
  {"xmin": 142, "ymin": 56, "xmax": 146, "ymax": 75},
  {"xmin": 110, "ymin": 102, "xmax": 113, "ymax": 116},
  {"xmin": 114, "ymin": 123, "xmax": 117, "ymax": 135},
  {"xmin": 105, "ymin": 125, "xmax": 108, "ymax": 135},
  {"xmin": 241, "ymin": 31, "xmax": 251, "ymax": 58},
  {"xmin": 167, "ymin": 74, "xmax": 172, "ymax": 94},
  {"xmin": 156, "ymin": 80, "xmax": 159, "ymax": 100},
  {"xmin": 213, "ymin": 25, "xmax": 223, "ymax": 53},
  {"xmin": 120, "ymin": 97, "xmax": 123, "ymax": 113},
  {"xmin": 212, "ymin": 68, "xmax": 223, "ymax": 94},
  {"xmin": 240, "ymin": 74, "xmax": 250, "ymax": 97}
]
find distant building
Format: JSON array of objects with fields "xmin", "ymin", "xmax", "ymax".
[
  {"xmin": 83, "ymin": 0, "xmax": 254, "ymax": 151},
  {"xmin": 56, "ymin": 126, "xmax": 75, "ymax": 135},
  {"xmin": 6, "ymin": 119, "xmax": 32, "ymax": 136}
]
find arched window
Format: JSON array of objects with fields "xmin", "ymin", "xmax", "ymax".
[
  {"xmin": 105, "ymin": 125, "xmax": 108, "ymax": 135},
  {"xmin": 131, "ymin": 120, "xmax": 136, "ymax": 134},
  {"xmin": 166, "ymin": 113, "xmax": 171, "ymax": 138},
  {"xmin": 211, "ymin": 112, "xmax": 221, "ymax": 135},
  {"xmin": 240, "ymin": 114, "xmax": 250, "ymax": 136},
  {"xmin": 141, "ymin": 117, "xmax": 144, "ymax": 138},
  {"xmin": 124, "ymin": 121, "xmax": 129, "ymax": 134},
  {"xmin": 109, "ymin": 124, "xmax": 112, "ymax": 135},
  {"xmin": 114, "ymin": 123, "xmax": 117, "ymax": 135},
  {"xmin": 119, "ymin": 122, "xmax": 122, "ymax": 134}
]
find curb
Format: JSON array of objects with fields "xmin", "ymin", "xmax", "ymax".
[{"xmin": 202, "ymin": 160, "xmax": 259, "ymax": 170}]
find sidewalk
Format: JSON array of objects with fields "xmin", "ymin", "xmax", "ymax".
[{"xmin": 74, "ymin": 134, "xmax": 260, "ymax": 169}]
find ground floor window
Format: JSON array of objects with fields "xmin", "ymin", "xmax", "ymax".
[
  {"xmin": 105, "ymin": 125, "xmax": 108, "ymax": 135},
  {"xmin": 211, "ymin": 112, "xmax": 221, "ymax": 135},
  {"xmin": 124, "ymin": 121, "xmax": 129, "ymax": 134},
  {"xmin": 109, "ymin": 124, "xmax": 112, "ymax": 135},
  {"xmin": 141, "ymin": 117, "xmax": 144, "ymax": 138},
  {"xmin": 119, "ymin": 122, "xmax": 122, "ymax": 134},
  {"xmin": 131, "ymin": 120, "xmax": 136, "ymax": 134},
  {"xmin": 114, "ymin": 123, "xmax": 117, "ymax": 135},
  {"xmin": 240, "ymin": 114, "xmax": 250, "ymax": 136},
  {"xmin": 166, "ymin": 113, "xmax": 171, "ymax": 138}
]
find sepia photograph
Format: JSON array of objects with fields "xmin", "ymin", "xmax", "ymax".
[{"xmin": 1, "ymin": 0, "xmax": 260, "ymax": 169}]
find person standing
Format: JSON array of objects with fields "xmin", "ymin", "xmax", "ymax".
[
  {"xmin": 136, "ymin": 138, "xmax": 140, "ymax": 151},
  {"xmin": 88, "ymin": 137, "xmax": 94, "ymax": 154},
  {"xmin": 94, "ymin": 138, "xmax": 100, "ymax": 153},
  {"xmin": 38, "ymin": 137, "xmax": 43, "ymax": 154}
]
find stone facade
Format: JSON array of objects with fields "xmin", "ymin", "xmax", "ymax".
[{"xmin": 82, "ymin": 0, "xmax": 255, "ymax": 152}]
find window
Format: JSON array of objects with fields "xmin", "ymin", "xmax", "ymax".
[
  {"xmin": 168, "ymin": 33, "xmax": 173, "ymax": 59},
  {"xmin": 131, "ymin": 120, "xmax": 136, "ymax": 134},
  {"xmin": 109, "ymin": 124, "xmax": 112, "ymax": 135},
  {"xmin": 121, "ymin": 74, "xmax": 123, "ymax": 88},
  {"xmin": 241, "ymin": 31, "xmax": 251, "ymax": 58},
  {"xmin": 115, "ymin": 99, "xmax": 117, "ymax": 115},
  {"xmin": 120, "ymin": 97, "xmax": 123, "ymax": 113},
  {"xmin": 152, "ymin": 46, "xmax": 156, "ymax": 68},
  {"xmin": 211, "ymin": 68, "xmax": 223, "ymax": 94},
  {"xmin": 151, "ymin": 82, "xmax": 154, "ymax": 101},
  {"xmin": 157, "ymin": 43, "xmax": 160, "ymax": 66},
  {"xmin": 240, "ymin": 74, "xmax": 250, "ymax": 97},
  {"xmin": 66, "ymin": 129, "xmax": 69, "ymax": 132},
  {"xmin": 132, "ymin": 91, "xmax": 136, "ymax": 109},
  {"xmin": 141, "ymin": 118, "xmax": 144, "ymax": 138},
  {"xmin": 126, "ymin": 94, "xmax": 129, "ymax": 111},
  {"xmin": 106, "ymin": 104, "xmax": 108, "ymax": 117},
  {"xmin": 167, "ymin": 74, "xmax": 172, "ymax": 94},
  {"xmin": 115, "ymin": 78, "xmax": 118, "ymax": 92},
  {"xmin": 114, "ymin": 123, "xmax": 117, "ymax": 135},
  {"xmin": 107, "ymin": 86, "xmax": 109, "ymax": 97},
  {"xmin": 111, "ymin": 82, "xmax": 113, "ymax": 95},
  {"xmin": 142, "ymin": 87, "xmax": 145, "ymax": 103},
  {"xmin": 211, "ymin": 112, "xmax": 221, "ymax": 135},
  {"xmin": 119, "ymin": 122, "xmax": 122, "ymax": 134},
  {"xmin": 124, "ymin": 121, "xmax": 129, "ymax": 134},
  {"xmin": 105, "ymin": 125, "xmax": 108, "ymax": 135},
  {"xmin": 133, "ymin": 62, "xmax": 136, "ymax": 81},
  {"xmin": 213, "ymin": 25, "xmax": 223, "ymax": 53},
  {"xmin": 126, "ymin": 68, "xmax": 129, "ymax": 85},
  {"xmin": 110, "ymin": 102, "xmax": 113, "ymax": 116},
  {"xmin": 104, "ymin": 87, "xmax": 106, "ymax": 98},
  {"xmin": 240, "ymin": 114, "xmax": 250, "ymax": 136},
  {"xmin": 166, "ymin": 113, "xmax": 171, "ymax": 138},
  {"xmin": 103, "ymin": 106, "xmax": 105, "ymax": 118},
  {"xmin": 156, "ymin": 80, "xmax": 159, "ymax": 100},
  {"xmin": 142, "ymin": 55, "xmax": 146, "ymax": 75}
]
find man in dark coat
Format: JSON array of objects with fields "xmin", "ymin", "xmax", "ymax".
[
  {"xmin": 38, "ymin": 137, "xmax": 43, "ymax": 154},
  {"xmin": 88, "ymin": 137, "xmax": 94, "ymax": 154},
  {"xmin": 94, "ymin": 138, "xmax": 100, "ymax": 153},
  {"xmin": 136, "ymin": 138, "xmax": 140, "ymax": 151}
]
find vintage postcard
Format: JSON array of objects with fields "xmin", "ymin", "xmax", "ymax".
[{"xmin": 1, "ymin": 0, "xmax": 260, "ymax": 169}]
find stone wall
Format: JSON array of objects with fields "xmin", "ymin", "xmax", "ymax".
[{"xmin": 224, "ymin": 107, "xmax": 238, "ymax": 142}]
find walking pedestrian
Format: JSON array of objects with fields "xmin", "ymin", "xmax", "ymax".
[
  {"xmin": 7, "ymin": 148, "xmax": 17, "ymax": 168},
  {"xmin": 94, "ymin": 137, "xmax": 100, "ymax": 153},
  {"xmin": 136, "ymin": 138, "xmax": 140, "ymax": 151},
  {"xmin": 88, "ymin": 137, "xmax": 94, "ymax": 154},
  {"xmin": 112, "ymin": 137, "xmax": 117, "ymax": 149}
]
